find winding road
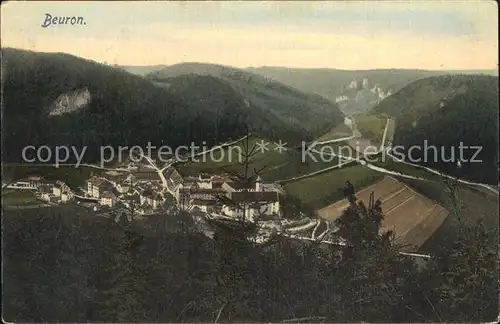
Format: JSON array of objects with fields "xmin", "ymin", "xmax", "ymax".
[{"xmin": 281, "ymin": 117, "xmax": 498, "ymax": 195}]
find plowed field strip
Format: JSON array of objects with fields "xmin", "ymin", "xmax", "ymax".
[
  {"xmin": 381, "ymin": 189, "xmax": 414, "ymax": 212},
  {"xmin": 379, "ymin": 186, "xmax": 405, "ymax": 201},
  {"xmin": 382, "ymin": 196, "xmax": 435, "ymax": 236},
  {"xmin": 317, "ymin": 176, "xmax": 403, "ymax": 221},
  {"xmin": 316, "ymin": 175, "xmax": 450, "ymax": 252},
  {"xmin": 400, "ymin": 207, "xmax": 449, "ymax": 252}
]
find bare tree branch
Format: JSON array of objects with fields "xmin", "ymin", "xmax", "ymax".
[{"xmin": 213, "ymin": 301, "xmax": 228, "ymax": 323}]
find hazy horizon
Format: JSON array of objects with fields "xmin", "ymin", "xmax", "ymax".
[
  {"xmin": 1, "ymin": 1, "xmax": 498, "ymax": 70},
  {"xmin": 122, "ymin": 61, "xmax": 498, "ymax": 72}
]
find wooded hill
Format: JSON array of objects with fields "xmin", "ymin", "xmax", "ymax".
[
  {"xmin": 246, "ymin": 67, "xmax": 496, "ymax": 115},
  {"xmin": 371, "ymin": 75, "xmax": 499, "ymax": 184},
  {"xmin": 147, "ymin": 62, "xmax": 344, "ymax": 140},
  {"xmin": 2, "ymin": 48, "xmax": 343, "ymax": 164}
]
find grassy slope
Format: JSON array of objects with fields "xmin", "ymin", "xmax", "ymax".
[
  {"xmin": 354, "ymin": 115, "xmax": 387, "ymax": 145},
  {"xmin": 316, "ymin": 123, "xmax": 352, "ymax": 141},
  {"xmin": 282, "ymin": 164, "xmax": 384, "ymax": 210},
  {"xmin": 372, "ymin": 155, "xmax": 444, "ymax": 181},
  {"xmin": 1, "ymin": 189, "xmax": 40, "ymax": 206},
  {"xmin": 178, "ymin": 136, "xmax": 339, "ymax": 182}
]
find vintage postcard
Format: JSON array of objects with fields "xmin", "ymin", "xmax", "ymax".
[{"xmin": 1, "ymin": 1, "xmax": 498, "ymax": 323}]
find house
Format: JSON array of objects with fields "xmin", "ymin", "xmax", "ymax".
[
  {"xmin": 100, "ymin": 191, "xmax": 118, "ymax": 207},
  {"xmin": 139, "ymin": 189, "xmax": 163, "ymax": 210},
  {"xmin": 177, "ymin": 187, "xmax": 225, "ymax": 210},
  {"xmin": 37, "ymin": 183, "xmax": 53, "ymax": 195},
  {"xmin": 174, "ymin": 181, "xmax": 197, "ymax": 201},
  {"xmin": 196, "ymin": 174, "xmax": 233, "ymax": 190},
  {"xmin": 197, "ymin": 174, "xmax": 212, "ymax": 189},
  {"xmin": 222, "ymin": 191, "xmax": 281, "ymax": 221},
  {"xmin": 39, "ymin": 183, "xmax": 57, "ymax": 203},
  {"xmin": 104, "ymin": 172, "xmax": 128, "ymax": 187},
  {"xmin": 61, "ymin": 191, "xmax": 73, "ymax": 202},
  {"xmin": 125, "ymin": 173, "xmax": 136, "ymax": 183},
  {"xmin": 210, "ymin": 175, "xmax": 233, "ymax": 189},
  {"xmin": 221, "ymin": 181, "xmax": 256, "ymax": 193},
  {"xmin": 116, "ymin": 182, "xmax": 130, "ymax": 194},
  {"xmin": 190, "ymin": 199, "xmax": 219, "ymax": 213},
  {"xmin": 49, "ymin": 181, "xmax": 73, "ymax": 202},
  {"xmin": 196, "ymin": 173, "xmax": 230, "ymax": 189},
  {"xmin": 87, "ymin": 177, "xmax": 113, "ymax": 198},
  {"xmin": 181, "ymin": 188, "xmax": 224, "ymax": 201},
  {"xmin": 53, "ymin": 184, "xmax": 62, "ymax": 197},
  {"xmin": 221, "ymin": 176, "xmax": 268, "ymax": 193},
  {"xmin": 40, "ymin": 193, "xmax": 59, "ymax": 203},
  {"xmin": 150, "ymin": 193, "xmax": 164, "ymax": 210},
  {"xmin": 87, "ymin": 177, "xmax": 103, "ymax": 197},
  {"xmin": 53, "ymin": 181, "xmax": 72, "ymax": 196},
  {"xmin": 112, "ymin": 176, "xmax": 132, "ymax": 194},
  {"xmin": 162, "ymin": 166, "xmax": 184, "ymax": 190},
  {"xmin": 123, "ymin": 193, "xmax": 141, "ymax": 210},
  {"xmin": 344, "ymin": 117, "xmax": 353, "ymax": 128}
]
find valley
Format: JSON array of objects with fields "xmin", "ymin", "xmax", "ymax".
[{"xmin": 2, "ymin": 2, "xmax": 498, "ymax": 320}]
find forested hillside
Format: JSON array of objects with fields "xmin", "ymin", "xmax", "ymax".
[
  {"xmin": 147, "ymin": 63, "xmax": 345, "ymax": 138},
  {"xmin": 2, "ymin": 49, "xmax": 341, "ymax": 164},
  {"xmin": 372, "ymin": 75, "xmax": 499, "ymax": 184},
  {"xmin": 247, "ymin": 67, "xmax": 496, "ymax": 115},
  {"xmin": 1, "ymin": 48, "xmax": 239, "ymax": 163}
]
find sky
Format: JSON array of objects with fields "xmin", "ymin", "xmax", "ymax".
[{"xmin": 1, "ymin": 1, "xmax": 498, "ymax": 70}]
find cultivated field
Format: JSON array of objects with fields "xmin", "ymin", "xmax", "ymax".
[
  {"xmin": 316, "ymin": 123, "xmax": 353, "ymax": 141},
  {"xmin": 317, "ymin": 176, "xmax": 449, "ymax": 252},
  {"xmin": 354, "ymin": 115, "xmax": 387, "ymax": 145},
  {"xmin": 283, "ymin": 164, "xmax": 384, "ymax": 210},
  {"xmin": 178, "ymin": 136, "xmax": 340, "ymax": 181}
]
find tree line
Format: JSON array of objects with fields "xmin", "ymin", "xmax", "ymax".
[{"xmin": 2, "ymin": 188, "xmax": 498, "ymax": 322}]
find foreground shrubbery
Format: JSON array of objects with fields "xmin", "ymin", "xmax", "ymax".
[{"xmin": 2, "ymin": 202, "xmax": 498, "ymax": 322}]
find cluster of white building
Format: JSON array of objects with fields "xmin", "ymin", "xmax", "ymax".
[
  {"xmin": 83, "ymin": 163, "xmax": 283, "ymax": 221},
  {"xmin": 172, "ymin": 171, "xmax": 282, "ymax": 221},
  {"xmin": 5, "ymin": 162, "xmax": 284, "ymax": 221},
  {"xmin": 86, "ymin": 167, "xmax": 165, "ymax": 213}
]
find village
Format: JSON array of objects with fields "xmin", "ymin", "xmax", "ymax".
[{"xmin": 4, "ymin": 159, "xmax": 285, "ymax": 223}]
